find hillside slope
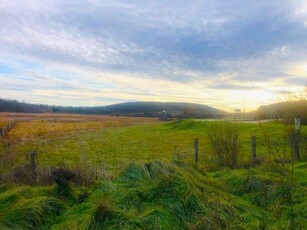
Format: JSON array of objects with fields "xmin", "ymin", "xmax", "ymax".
[{"xmin": 0, "ymin": 99, "xmax": 226, "ymax": 118}]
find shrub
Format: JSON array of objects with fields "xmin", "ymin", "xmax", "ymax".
[
  {"xmin": 51, "ymin": 168, "xmax": 75, "ymax": 200},
  {"xmin": 51, "ymin": 168, "xmax": 75, "ymax": 185},
  {"xmin": 207, "ymin": 121, "xmax": 240, "ymax": 168}
]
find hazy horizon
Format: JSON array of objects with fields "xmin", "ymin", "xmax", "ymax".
[
  {"xmin": 0, "ymin": 97, "xmax": 282, "ymax": 113},
  {"xmin": 1, "ymin": 1, "xmax": 307, "ymax": 112}
]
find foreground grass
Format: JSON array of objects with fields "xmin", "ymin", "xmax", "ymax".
[{"xmin": 0, "ymin": 161, "xmax": 306, "ymax": 229}]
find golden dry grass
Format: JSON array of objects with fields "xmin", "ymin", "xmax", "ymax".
[
  {"xmin": 0, "ymin": 120, "xmax": 9, "ymax": 128},
  {"xmin": 0, "ymin": 113, "xmax": 158, "ymax": 141}
]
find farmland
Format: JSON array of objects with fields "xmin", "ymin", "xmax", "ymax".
[{"xmin": 0, "ymin": 113, "xmax": 306, "ymax": 229}]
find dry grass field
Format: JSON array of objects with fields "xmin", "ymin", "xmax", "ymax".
[{"xmin": 0, "ymin": 113, "xmax": 157, "ymax": 141}]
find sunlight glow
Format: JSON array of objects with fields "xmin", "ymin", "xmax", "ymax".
[{"xmin": 289, "ymin": 63, "xmax": 307, "ymax": 76}]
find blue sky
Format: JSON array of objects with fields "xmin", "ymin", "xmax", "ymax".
[{"xmin": 0, "ymin": 0, "xmax": 307, "ymax": 111}]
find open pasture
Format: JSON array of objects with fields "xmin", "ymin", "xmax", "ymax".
[{"xmin": 0, "ymin": 113, "xmax": 306, "ymax": 174}]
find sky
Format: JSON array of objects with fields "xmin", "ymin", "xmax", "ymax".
[{"xmin": 0, "ymin": 0, "xmax": 307, "ymax": 111}]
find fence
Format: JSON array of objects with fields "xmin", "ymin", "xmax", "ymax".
[{"xmin": 174, "ymin": 134, "xmax": 307, "ymax": 167}]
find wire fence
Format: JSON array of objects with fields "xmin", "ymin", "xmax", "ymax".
[{"xmin": 170, "ymin": 134, "xmax": 307, "ymax": 167}]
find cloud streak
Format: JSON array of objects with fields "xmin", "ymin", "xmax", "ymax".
[{"xmin": 0, "ymin": 0, "xmax": 307, "ymax": 111}]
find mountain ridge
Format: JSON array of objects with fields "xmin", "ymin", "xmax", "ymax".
[{"xmin": 0, "ymin": 99, "xmax": 226, "ymax": 118}]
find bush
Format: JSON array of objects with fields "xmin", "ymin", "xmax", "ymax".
[
  {"xmin": 51, "ymin": 168, "xmax": 75, "ymax": 200},
  {"xmin": 51, "ymin": 168, "xmax": 75, "ymax": 186},
  {"xmin": 207, "ymin": 121, "xmax": 240, "ymax": 168}
]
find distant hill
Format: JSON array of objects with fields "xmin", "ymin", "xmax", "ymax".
[
  {"xmin": 257, "ymin": 100, "xmax": 307, "ymax": 124},
  {"xmin": 102, "ymin": 102, "xmax": 225, "ymax": 117},
  {"xmin": 0, "ymin": 99, "xmax": 226, "ymax": 118}
]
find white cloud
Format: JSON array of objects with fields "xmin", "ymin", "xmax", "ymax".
[{"xmin": 1, "ymin": 0, "xmax": 307, "ymax": 111}]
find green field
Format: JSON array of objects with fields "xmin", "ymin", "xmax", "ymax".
[
  {"xmin": 3, "ymin": 118, "xmax": 307, "ymax": 172},
  {"xmin": 0, "ymin": 114, "xmax": 306, "ymax": 229}
]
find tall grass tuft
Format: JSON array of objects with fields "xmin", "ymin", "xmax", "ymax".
[
  {"xmin": 0, "ymin": 186, "xmax": 66, "ymax": 229},
  {"xmin": 221, "ymin": 164, "xmax": 307, "ymax": 229}
]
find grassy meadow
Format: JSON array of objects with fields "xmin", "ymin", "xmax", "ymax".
[{"xmin": 0, "ymin": 113, "xmax": 306, "ymax": 229}]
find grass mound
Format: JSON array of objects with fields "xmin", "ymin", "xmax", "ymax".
[{"xmin": 52, "ymin": 161, "xmax": 259, "ymax": 229}]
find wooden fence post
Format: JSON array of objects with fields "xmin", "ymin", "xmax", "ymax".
[
  {"xmin": 291, "ymin": 132, "xmax": 300, "ymax": 161},
  {"xmin": 30, "ymin": 151, "xmax": 37, "ymax": 184},
  {"xmin": 194, "ymin": 138, "xmax": 198, "ymax": 163},
  {"xmin": 251, "ymin": 135, "xmax": 256, "ymax": 164}
]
